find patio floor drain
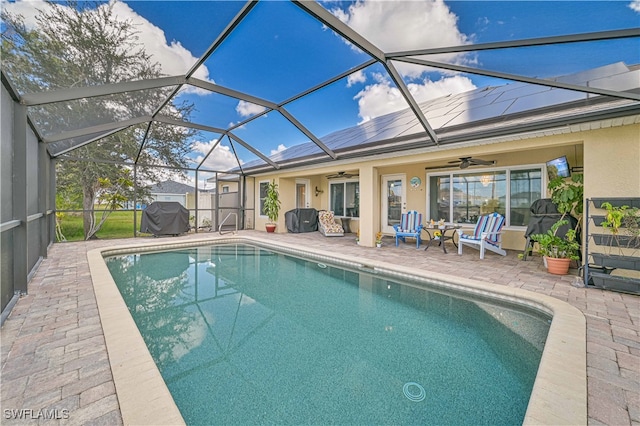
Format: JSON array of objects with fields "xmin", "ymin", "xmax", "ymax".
[{"xmin": 403, "ymin": 382, "xmax": 426, "ymax": 402}]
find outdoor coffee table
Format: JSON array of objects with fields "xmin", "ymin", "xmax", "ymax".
[{"xmin": 422, "ymin": 224, "xmax": 461, "ymax": 254}]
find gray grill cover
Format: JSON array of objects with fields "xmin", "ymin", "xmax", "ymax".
[
  {"xmin": 140, "ymin": 202, "xmax": 190, "ymax": 236},
  {"xmin": 285, "ymin": 208, "xmax": 318, "ymax": 233},
  {"xmin": 524, "ymin": 198, "xmax": 579, "ymax": 239}
]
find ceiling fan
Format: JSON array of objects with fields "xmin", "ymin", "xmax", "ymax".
[
  {"xmin": 425, "ymin": 157, "xmax": 495, "ymax": 170},
  {"xmin": 326, "ymin": 171, "xmax": 359, "ymax": 179}
]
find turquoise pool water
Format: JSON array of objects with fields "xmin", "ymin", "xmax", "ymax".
[{"xmin": 106, "ymin": 243, "xmax": 549, "ymax": 425}]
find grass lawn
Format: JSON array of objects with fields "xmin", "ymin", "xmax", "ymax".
[{"xmin": 58, "ymin": 211, "xmax": 146, "ymax": 241}]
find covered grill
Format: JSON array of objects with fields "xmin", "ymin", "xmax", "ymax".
[
  {"xmin": 140, "ymin": 201, "xmax": 190, "ymax": 237},
  {"xmin": 285, "ymin": 208, "xmax": 318, "ymax": 233},
  {"xmin": 523, "ymin": 198, "xmax": 579, "ymax": 259}
]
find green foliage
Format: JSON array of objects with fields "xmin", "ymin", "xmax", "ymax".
[
  {"xmin": 548, "ymin": 173, "xmax": 584, "ymax": 219},
  {"xmin": 599, "ymin": 202, "xmax": 640, "ymax": 254},
  {"xmin": 530, "ymin": 219, "xmax": 580, "ymax": 260},
  {"xmin": 531, "ymin": 174, "xmax": 583, "ymax": 260},
  {"xmin": 262, "ymin": 180, "xmax": 281, "ymax": 223},
  {"xmin": 600, "ymin": 202, "xmax": 639, "ymax": 236},
  {"xmin": 2, "ymin": 1, "xmax": 195, "ymax": 240}
]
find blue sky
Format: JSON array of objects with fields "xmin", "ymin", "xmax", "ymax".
[{"xmin": 4, "ymin": 0, "xmax": 640, "ymax": 183}]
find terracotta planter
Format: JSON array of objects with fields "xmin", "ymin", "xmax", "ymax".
[
  {"xmin": 265, "ymin": 224, "xmax": 276, "ymax": 233},
  {"xmin": 545, "ymin": 256, "xmax": 571, "ymax": 275}
]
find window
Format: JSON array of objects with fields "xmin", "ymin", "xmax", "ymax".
[
  {"xmin": 510, "ymin": 168, "xmax": 543, "ymax": 226},
  {"xmin": 428, "ymin": 166, "xmax": 542, "ymax": 227},
  {"xmin": 222, "ymin": 185, "xmax": 230, "ymax": 193},
  {"xmin": 330, "ymin": 181, "xmax": 359, "ymax": 217},
  {"xmin": 259, "ymin": 181, "xmax": 269, "ymax": 216}
]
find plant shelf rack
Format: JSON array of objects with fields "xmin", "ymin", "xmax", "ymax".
[{"xmin": 584, "ymin": 198, "xmax": 640, "ymax": 295}]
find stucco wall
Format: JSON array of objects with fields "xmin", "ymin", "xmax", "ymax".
[
  {"xmin": 252, "ymin": 123, "xmax": 638, "ymax": 250},
  {"xmin": 583, "ymin": 125, "xmax": 640, "ymax": 199}
]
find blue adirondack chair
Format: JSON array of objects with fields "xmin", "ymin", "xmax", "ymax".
[
  {"xmin": 393, "ymin": 210, "xmax": 423, "ymax": 249},
  {"xmin": 457, "ymin": 212, "xmax": 507, "ymax": 259}
]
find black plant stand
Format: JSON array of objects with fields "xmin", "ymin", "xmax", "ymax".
[{"xmin": 584, "ymin": 198, "xmax": 640, "ymax": 295}]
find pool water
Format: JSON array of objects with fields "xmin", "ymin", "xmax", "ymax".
[{"xmin": 106, "ymin": 243, "xmax": 549, "ymax": 425}]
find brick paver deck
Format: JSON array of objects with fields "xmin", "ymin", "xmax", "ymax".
[{"xmin": 1, "ymin": 230, "xmax": 638, "ymax": 425}]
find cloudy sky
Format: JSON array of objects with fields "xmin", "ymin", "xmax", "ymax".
[{"xmin": 3, "ymin": 0, "xmax": 639, "ymax": 180}]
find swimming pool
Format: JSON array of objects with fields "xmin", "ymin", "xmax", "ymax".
[
  {"xmin": 88, "ymin": 235, "xmax": 586, "ymax": 425},
  {"xmin": 106, "ymin": 242, "xmax": 549, "ymax": 425}
]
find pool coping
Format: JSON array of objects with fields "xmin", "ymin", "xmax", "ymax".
[{"xmin": 88, "ymin": 234, "xmax": 587, "ymax": 425}]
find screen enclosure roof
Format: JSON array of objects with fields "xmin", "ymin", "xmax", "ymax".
[{"xmin": 2, "ymin": 0, "xmax": 639, "ymax": 176}]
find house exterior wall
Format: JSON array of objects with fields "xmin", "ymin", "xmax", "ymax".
[
  {"xmin": 254, "ymin": 123, "xmax": 639, "ymax": 250},
  {"xmin": 150, "ymin": 193, "xmax": 187, "ymax": 206},
  {"xmin": 583, "ymin": 125, "xmax": 640, "ymax": 200}
]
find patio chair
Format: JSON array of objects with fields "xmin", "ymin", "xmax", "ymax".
[
  {"xmin": 318, "ymin": 210, "xmax": 344, "ymax": 237},
  {"xmin": 457, "ymin": 212, "xmax": 507, "ymax": 259},
  {"xmin": 393, "ymin": 210, "xmax": 423, "ymax": 248}
]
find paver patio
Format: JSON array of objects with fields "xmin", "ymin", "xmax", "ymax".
[{"xmin": 1, "ymin": 230, "xmax": 638, "ymax": 425}]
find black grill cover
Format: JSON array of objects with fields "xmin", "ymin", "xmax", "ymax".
[
  {"xmin": 524, "ymin": 198, "xmax": 579, "ymax": 239},
  {"xmin": 285, "ymin": 208, "xmax": 318, "ymax": 233},
  {"xmin": 140, "ymin": 202, "xmax": 190, "ymax": 236}
]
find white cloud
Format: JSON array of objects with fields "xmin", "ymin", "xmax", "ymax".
[
  {"xmin": 333, "ymin": 0, "xmax": 477, "ymax": 122},
  {"xmin": 270, "ymin": 144, "xmax": 287, "ymax": 155},
  {"xmin": 236, "ymin": 101, "xmax": 267, "ymax": 118},
  {"xmin": 2, "ymin": 0, "xmax": 211, "ymax": 84},
  {"xmin": 331, "ymin": 0, "xmax": 472, "ymax": 76},
  {"xmin": 630, "ymin": 0, "xmax": 640, "ymax": 12},
  {"xmin": 0, "ymin": 0, "xmax": 48, "ymax": 25},
  {"xmin": 354, "ymin": 74, "xmax": 475, "ymax": 124},
  {"xmin": 110, "ymin": 2, "xmax": 210, "ymax": 82},
  {"xmin": 191, "ymin": 139, "xmax": 241, "ymax": 171},
  {"xmin": 347, "ymin": 70, "xmax": 367, "ymax": 87},
  {"xmin": 354, "ymin": 80, "xmax": 405, "ymax": 123},
  {"xmin": 407, "ymin": 75, "xmax": 476, "ymax": 103}
]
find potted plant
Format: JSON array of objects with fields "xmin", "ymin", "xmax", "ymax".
[
  {"xmin": 548, "ymin": 173, "xmax": 584, "ymax": 231},
  {"xmin": 262, "ymin": 180, "xmax": 281, "ymax": 233},
  {"xmin": 375, "ymin": 232, "xmax": 383, "ymax": 248},
  {"xmin": 530, "ymin": 219, "xmax": 580, "ymax": 275}
]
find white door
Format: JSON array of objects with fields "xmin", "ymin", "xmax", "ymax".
[
  {"xmin": 295, "ymin": 179, "xmax": 310, "ymax": 208},
  {"xmin": 381, "ymin": 174, "xmax": 406, "ymax": 234}
]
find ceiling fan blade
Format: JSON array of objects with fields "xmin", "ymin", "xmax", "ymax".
[
  {"xmin": 326, "ymin": 171, "xmax": 359, "ymax": 179},
  {"xmin": 425, "ymin": 164, "xmax": 457, "ymax": 170},
  {"xmin": 469, "ymin": 158, "xmax": 495, "ymax": 166}
]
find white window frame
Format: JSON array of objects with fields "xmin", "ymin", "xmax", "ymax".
[
  {"xmin": 426, "ymin": 163, "xmax": 546, "ymax": 229},
  {"xmin": 329, "ymin": 179, "xmax": 359, "ymax": 218},
  {"xmin": 258, "ymin": 180, "xmax": 270, "ymax": 218}
]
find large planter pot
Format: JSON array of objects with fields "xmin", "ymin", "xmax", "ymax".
[
  {"xmin": 545, "ymin": 256, "xmax": 571, "ymax": 275},
  {"xmin": 265, "ymin": 223, "xmax": 277, "ymax": 233}
]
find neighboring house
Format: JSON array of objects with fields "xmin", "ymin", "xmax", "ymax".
[
  {"xmin": 247, "ymin": 62, "xmax": 640, "ymax": 248},
  {"xmin": 148, "ymin": 180, "xmax": 221, "ymax": 228},
  {"xmin": 205, "ymin": 176, "xmax": 240, "ymax": 194},
  {"xmin": 148, "ymin": 180, "xmax": 197, "ymax": 207}
]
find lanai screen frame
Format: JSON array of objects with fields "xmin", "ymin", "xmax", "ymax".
[{"xmin": 1, "ymin": 0, "xmax": 640, "ymax": 321}]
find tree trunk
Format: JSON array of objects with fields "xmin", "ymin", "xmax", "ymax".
[{"xmin": 83, "ymin": 186, "xmax": 97, "ymax": 240}]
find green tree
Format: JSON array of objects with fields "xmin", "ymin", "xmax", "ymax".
[{"xmin": 2, "ymin": 1, "xmax": 195, "ymax": 239}]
